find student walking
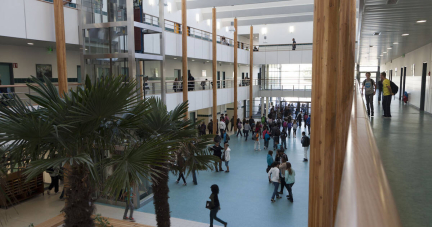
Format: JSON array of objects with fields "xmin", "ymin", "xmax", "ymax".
[
  {"xmin": 175, "ymin": 155, "xmax": 187, "ymax": 185},
  {"xmin": 208, "ymin": 120, "xmax": 214, "ymax": 134},
  {"xmin": 303, "ymin": 113, "xmax": 308, "ymax": 128},
  {"xmin": 280, "ymin": 130, "xmax": 287, "ymax": 149},
  {"xmin": 301, "ymin": 132, "xmax": 310, "ymax": 162},
  {"xmin": 268, "ymin": 162, "xmax": 281, "ymax": 202},
  {"xmin": 284, "ymin": 162, "xmax": 295, "ymax": 202},
  {"xmin": 236, "ymin": 121, "xmax": 243, "ymax": 137},
  {"xmin": 254, "ymin": 132, "xmax": 261, "ymax": 151},
  {"xmin": 267, "ymin": 150, "xmax": 274, "ymax": 183},
  {"xmin": 381, "ymin": 72, "xmax": 393, "ymax": 118},
  {"xmin": 212, "ymin": 142, "xmax": 224, "ymax": 172},
  {"xmin": 244, "ymin": 122, "xmax": 251, "ymax": 141},
  {"xmin": 230, "ymin": 116, "xmax": 235, "ymax": 132},
  {"xmin": 223, "ymin": 143, "xmax": 231, "ymax": 172},
  {"xmin": 222, "ymin": 130, "xmax": 230, "ymax": 144},
  {"xmin": 287, "ymin": 121, "xmax": 292, "ymax": 138},
  {"xmin": 361, "ymin": 72, "xmax": 377, "ymax": 117},
  {"xmin": 292, "ymin": 121, "xmax": 298, "ymax": 138},
  {"xmin": 208, "ymin": 184, "xmax": 228, "ymax": 227},
  {"xmin": 306, "ymin": 116, "xmax": 311, "ymax": 135},
  {"xmin": 219, "ymin": 118, "xmax": 226, "ymax": 135},
  {"xmin": 123, "ymin": 185, "xmax": 136, "ymax": 222},
  {"xmin": 377, "ymin": 79, "xmax": 383, "ymax": 105},
  {"xmin": 46, "ymin": 165, "xmax": 60, "ymax": 195},
  {"xmin": 263, "ymin": 128, "xmax": 270, "ymax": 149}
]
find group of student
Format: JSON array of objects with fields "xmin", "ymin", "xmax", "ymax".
[{"xmin": 361, "ymin": 71, "xmax": 396, "ymax": 118}]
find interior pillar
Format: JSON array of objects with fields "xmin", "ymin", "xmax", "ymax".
[
  {"xmin": 53, "ymin": 0, "xmax": 68, "ymax": 96},
  {"xmin": 249, "ymin": 25, "xmax": 253, "ymax": 118},
  {"xmin": 212, "ymin": 7, "xmax": 218, "ymax": 134},
  {"xmin": 159, "ymin": 0, "xmax": 166, "ymax": 103},
  {"xmin": 182, "ymin": 0, "xmax": 188, "ymax": 118},
  {"xmin": 234, "ymin": 18, "xmax": 238, "ymax": 130}
]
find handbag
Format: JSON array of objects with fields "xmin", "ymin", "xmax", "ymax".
[{"xmin": 206, "ymin": 201, "xmax": 212, "ymax": 209}]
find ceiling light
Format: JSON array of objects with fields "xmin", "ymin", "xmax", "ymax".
[
  {"xmin": 27, "ymin": 43, "xmax": 34, "ymax": 45},
  {"xmin": 167, "ymin": 2, "xmax": 172, "ymax": 12},
  {"xmin": 393, "ymin": 42, "xmax": 399, "ymax": 44},
  {"xmin": 192, "ymin": 59, "xmax": 195, "ymax": 61},
  {"xmin": 402, "ymin": 33, "xmax": 409, "ymax": 36},
  {"xmin": 206, "ymin": 61, "xmax": 209, "ymax": 62},
  {"xmin": 380, "ymin": 55, "xmax": 383, "ymax": 56},
  {"xmin": 174, "ymin": 58, "xmax": 177, "ymax": 59},
  {"xmin": 416, "ymin": 20, "xmax": 427, "ymax": 23},
  {"xmin": 373, "ymin": 32, "xmax": 381, "ymax": 36},
  {"xmin": 383, "ymin": 52, "xmax": 387, "ymax": 54},
  {"xmin": 226, "ymin": 27, "xmax": 229, "ymax": 32},
  {"xmin": 196, "ymin": 13, "xmax": 199, "ymax": 22},
  {"xmin": 387, "ymin": 47, "xmax": 392, "ymax": 49}
]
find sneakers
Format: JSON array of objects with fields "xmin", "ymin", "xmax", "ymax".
[
  {"xmin": 129, "ymin": 218, "xmax": 136, "ymax": 222},
  {"xmin": 183, "ymin": 183, "xmax": 187, "ymax": 186},
  {"xmin": 123, "ymin": 217, "xmax": 129, "ymax": 220}
]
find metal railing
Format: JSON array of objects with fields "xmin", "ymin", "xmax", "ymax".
[
  {"xmin": 254, "ymin": 43, "xmax": 313, "ymax": 52},
  {"xmin": 143, "ymin": 13, "xmax": 159, "ymax": 27},
  {"xmin": 144, "ymin": 79, "xmax": 251, "ymax": 95},
  {"xmin": 0, "ymin": 83, "xmax": 82, "ymax": 106}
]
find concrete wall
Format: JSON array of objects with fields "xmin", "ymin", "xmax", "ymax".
[{"xmin": 380, "ymin": 43, "xmax": 432, "ymax": 113}]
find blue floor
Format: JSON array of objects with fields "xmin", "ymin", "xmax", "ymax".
[
  {"xmin": 137, "ymin": 126, "xmax": 310, "ymax": 227},
  {"xmin": 369, "ymin": 97, "xmax": 432, "ymax": 227}
]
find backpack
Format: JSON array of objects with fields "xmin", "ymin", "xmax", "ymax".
[
  {"xmin": 283, "ymin": 122, "xmax": 287, "ymax": 128},
  {"xmin": 226, "ymin": 133, "xmax": 230, "ymax": 141},
  {"xmin": 303, "ymin": 136, "xmax": 310, "ymax": 146},
  {"xmin": 390, "ymin": 81, "xmax": 399, "ymax": 95},
  {"xmin": 265, "ymin": 133, "xmax": 270, "ymax": 141}
]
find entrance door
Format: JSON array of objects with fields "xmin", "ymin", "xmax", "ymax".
[
  {"xmin": 420, "ymin": 63, "xmax": 427, "ymax": 111},
  {"xmin": 217, "ymin": 71, "xmax": 220, "ymax": 88},
  {"xmin": 403, "ymin": 67, "xmax": 407, "ymax": 97},
  {"xmin": 399, "ymin": 67, "xmax": 403, "ymax": 100},
  {"xmin": 0, "ymin": 63, "xmax": 14, "ymax": 92},
  {"xmin": 222, "ymin": 72, "xmax": 226, "ymax": 88}
]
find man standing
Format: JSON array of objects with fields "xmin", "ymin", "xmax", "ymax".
[
  {"xmin": 381, "ymin": 72, "xmax": 393, "ymax": 118},
  {"xmin": 224, "ymin": 114, "xmax": 230, "ymax": 131},
  {"xmin": 218, "ymin": 117, "xmax": 226, "ymax": 135},
  {"xmin": 361, "ymin": 72, "xmax": 377, "ymax": 117},
  {"xmin": 301, "ymin": 132, "xmax": 310, "ymax": 162},
  {"xmin": 292, "ymin": 38, "xmax": 296, "ymax": 50},
  {"xmin": 208, "ymin": 119, "xmax": 213, "ymax": 134},
  {"xmin": 199, "ymin": 122, "xmax": 206, "ymax": 136}
]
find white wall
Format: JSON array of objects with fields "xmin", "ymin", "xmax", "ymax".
[
  {"xmin": 380, "ymin": 43, "xmax": 432, "ymax": 113},
  {"xmin": 0, "ymin": 44, "xmax": 81, "ymax": 81},
  {"xmin": 0, "ymin": 0, "xmax": 79, "ymax": 44},
  {"xmin": 238, "ymin": 22, "xmax": 313, "ymax": 45},
  {"xmin": 254, "ymin": 49, "xmax": 313, "ymax": 64}
]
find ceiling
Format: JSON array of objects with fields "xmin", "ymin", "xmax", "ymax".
[{"xmin": 358, "ymin": 0, "xmax": 432, "ymax": 66}]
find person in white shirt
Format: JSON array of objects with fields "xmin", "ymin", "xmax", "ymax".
[
  {"xmin": 218, "ymin": 118, "xmax": 226, "ymax": 135},
  {"xmin": 284, "ymin": 162, "xmax": 296, "ymax": 202},
  {"xmin": 268, "ymin": 162, "xmax": 281, "ymax": 202},
  {"xmin": 223, "ymin": 143, "xmax": 231, "ymax": 173}
]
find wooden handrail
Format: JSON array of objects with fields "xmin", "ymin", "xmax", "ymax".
[{"xmin": 334, "ymin": 81, "xmax": 402, "ymax": 227}]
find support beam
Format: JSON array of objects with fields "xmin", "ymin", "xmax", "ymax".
[
  {"xmin": 182, "ymin": 0, "xmax": 188, "ymax": 117},
  {"xmin": 212, "ymin": 7, "xmax": 218, "ymax": 135},
  {"xmin": 53, "ymin": 0, "xmax": 68, "ymax": 96},
  {"xmin": 249, "ymin": 25, "xmax": 253, "ymax": 118},
  {"xmin": 234, "ymin": 18, "xmax": 238, "ymax": 131},
  {"xmin": 308, "ymin": 0, "xmax": 356, "ymax": 226}
]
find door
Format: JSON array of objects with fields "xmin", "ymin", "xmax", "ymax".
[
  {"xmin": 0, "ymin": 63, "xmax": 14, "ymax": 92},
  {"xmin": 77, "ymin": 65, "xmax": 82, "ymax": 83},
  {"xmin": 222, "ymin": 72, "xmax": 226, "ymax": 88},
  {"xmin": 420, "ymin": 63, "xmax": 427, "ymax": 111},
  {"xmin": 189, "ymin": 112, "xmax": 196, "ymax": 123},
  {"xmin": 242, "ymin": 72, "xmax": 245, "ymax": 86},
  {"xmin": 399, "ymin": 67, "xmax": 403, "ymax": 100},
  {"xmin": 403, "ymin": 67, "xmax": 407, "ymax": 97},
  {"xmin": 217, "ymin": 71, "xmax": 220, "ymax": 88}
]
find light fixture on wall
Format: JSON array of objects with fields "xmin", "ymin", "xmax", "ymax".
[
  {"xmin": 167, "ymin": 2, "xmax": 172, "ymax": 12},
  {"xmin": 207, "ymin": 19, "xmax": 211, "ymax": 26},
  {"xmin": 387, "ymin": 47, "xmax": 392, "ymax": 49},
  {"xmin": 289, "ymin": 26, "xmax": 294, "ymax": 33},
  {"xmin": 262, "ymin": 27, "xmax": 267, "ymax": 35},
  {"xmin": 196, "ymin": 13, "xmax": 200, "ymax": 22},
  {"xmin": 416, "ymin": 20, "xmax": 427, "ymax": 23},
  {"xmin": 149, "ymin": 0, "xmax": 154, "ymax": 6},
  {"xmin": 229, "ymin": 21, "xmax": 236, "ymax": 33},
  {"xmin": 393, "ymin": 42, "xmax": 399, "ymax": 44},
  {"xmin": 27, "ymin": 43, "xmax": 34, "ymax": 45},
  {"xmin": 401, "ymin": 33, "xmax": 409, "ymax": 36}
]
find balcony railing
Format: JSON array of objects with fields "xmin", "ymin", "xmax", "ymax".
[
  {"xmin": 142, "ymin": 13, "xmax": 159, "ymax": 27},
  {"xmin": 258, "ymin": 79, "xmax": 312, "ymax": 90},
  {"xmin": 334, "ymin": 80, "xmax": 402, "ymax": 227},
  {"xmin": 254, "ymin": 43, "xmax": 313, "ymax": 52},
  {"xmin": 144, "ymin": 79, "xmax": 252, "ymax": 95}
]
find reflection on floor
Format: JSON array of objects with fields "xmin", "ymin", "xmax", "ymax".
[
  {"xmin": 138, "ymin": 125, "xmax": 310, "ymax": 227},
  {"xmin": 370, "ymin": 98, "xmax": 432, "ymax": 227}
]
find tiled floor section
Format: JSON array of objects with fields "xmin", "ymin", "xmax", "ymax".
[
  {"xmin": 369, "ymin": 97, "xmax": 432, "ymax": 227},
  {"xmin": 138, "ymin": 126, "xmax": 310, "ymax": 227}
]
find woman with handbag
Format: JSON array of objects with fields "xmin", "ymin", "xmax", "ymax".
[
  {"xmin": 223, "ymin": 143, "xmax": 231, "ymax": 172},
  {"xmin": 208, "ymin": 184, "xmax": 228, "ymax": 227}
]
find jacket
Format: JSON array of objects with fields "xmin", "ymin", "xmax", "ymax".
[
  {"xmin": 244, "ymin": 124, "xmax": 251, "ymax": 131},
  {"xmin": 224, "ymin": 147, "xmax": 231, "ymax": 161},
  {"xmin": 301, "ymin": 136, "xmax": 310, "ymax": 147},
  {"xmin": 267, "ymin": 154, "xmax": 274, "ymax": 166},
  {"xmin": 218, "ymin": 121, "xmax": 226, "ymax": 130},
  {"xmin": 285, "ymin": 169, "xmax": 296, "ymax": 184},
  {"xmin": 268, "ymin": 167, "xmax": 280, "ymax": 183},
  {"xmin": 262, "ymin": 130, "xmax": 269, "ymax": 139}
]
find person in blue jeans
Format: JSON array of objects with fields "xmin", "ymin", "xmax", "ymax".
[
  {"xmin": 284, "ymin": 162, "xmax": 296, "ymax": 202},
  {"xmin": 123, "ymin": 186, "xmax": 136, "ymax": 222},
  {"xmin": 209, "ymin": 184, "xmax": 228, "ymax": 227},
  {"xmin": 268, "ymin": 162, "xmax": 281, "ymax": 202}
]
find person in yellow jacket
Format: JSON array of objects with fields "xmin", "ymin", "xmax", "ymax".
[{"xmin": 381, "ymin": 72, "xmax": 393, "ymax": 117}]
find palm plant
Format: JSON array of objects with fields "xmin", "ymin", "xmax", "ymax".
[
  {"xmin": 136, "ymin": 99, "xmax": 217, "ymax": 227},
  {"xmin": 0, "ymin": 76, "xmax": 181, "ymax": 227}
]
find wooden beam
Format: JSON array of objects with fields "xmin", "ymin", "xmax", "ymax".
[
  {"xmin": 53, "ymin": 0, "xmax": 68, "ymax": 96},
  {"xmin": 249, "ymin": 25, "xmax": 253, "ymax": 118},
  {"xmin": 234, "ymin": 18, "xmax": 238, "ymax": 131},
  {"xmin": 182, "ymin": 0, "xmax": 188, "ymax": 118},
  {"xmin": 212, "ymin": 7, "xmax": 217, "ymax": 134},
  {"xmin": 308, "ymin": 0, "xmax": 340, "ymax": 226}
]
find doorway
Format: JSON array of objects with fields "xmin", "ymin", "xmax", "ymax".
[
  {"xmin": 420, "ymin": 63, "xmax": 427, "ymax": 111},
  {"xmin": 222, "ymin": 72, "xmax": 226, "ymax": 88},
  {"xmin": 0, "ymin": 63, "xmax": 14, "ymax": 92},
  {"xmin": 399, "ymin": 67, "xmax": 403, "ymax": 100},
  {"xmin": 217, "ymin": 71, "xmax": 220, "ymax": 88},
  {"xmin": 403, "ymin": 66, "xmax": 407, "ymax": 97},
  {"xmin": 174, "ymin": 69, "xmax": 181, "ymax": 80}
]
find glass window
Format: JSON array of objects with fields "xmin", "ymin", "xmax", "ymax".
[
  {"xmin": 82, "ymin": 0, "xmax": 128, "ymax": 24},
  {"xmin": 84, "ymin": 26, "xmax": 128, "ymax": 55},
  {"xmin": 85, "ymin": 58, "xmax": 129, "ymax": 80}
]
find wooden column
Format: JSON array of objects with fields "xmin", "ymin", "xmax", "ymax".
[
  {"xmin": 53, "ymin": 0, "xmax": 68, "ymax": 96},
  {"xmin": 249, "ymin": 26, "xmax": 253, "ymax": 118},
  {"xmin": 182, "ymin": 0, "xmax": 188, "ymax": 118},
  {"xmin": 333, "ymin": 0, "xmax": 356, "ymax": 219},
  {"xmin": 212, "ymin": 8, "xmax": 217, "ymax": 134},
  {"xmin": 308, "ymin": 0, "xmax": 341, "ymax": 226},
  {"xmin": 233, "ymin": 18, "xmax": 238, "ymax": 131}
]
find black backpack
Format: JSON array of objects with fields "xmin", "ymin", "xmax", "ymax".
[{"xmin": 390, "ymin": 81, "xmax": 399, "ymax": 95}]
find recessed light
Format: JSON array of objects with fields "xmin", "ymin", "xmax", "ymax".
[
  {"xmin": 402, "ymin": 34, "xmax": 409, "ymax": 36},
  {"xmin": 27, "ymin": 43, "xmax": 34, "ymax": 45},
  {"xmin": 174, "ymin": 58, "xmax": 177, "ymax": 59},
  {"xmin": 206, "ymin": 61, "xmax": 209, "ymax": 62},
  {"xmin": 373, "ymin": 32, "xmax": 381, "ymax": 36},
  {"xmin": 192, "ymin": 60, "xmax": 195, "ymax": 61},
  {"xmin": 387, "ymin": 47, "xmax": 392, "ymax": 49},
  {"xmin": 416, "ymin": 20, "xmax": 427, "ymax": 23},
  {"xmin": 393, "ymin": 42, "xmax": 399, "ymax": 44},
  {"xmin": 380, "ymin": 55, "xmax": 383, "ymax": 56},
  {"xmin": 383, "ymin": 52, "xmax": 387, "ymax": 53}
]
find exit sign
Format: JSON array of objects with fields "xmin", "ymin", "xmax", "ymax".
[{"xmin": 12, "ymin": 63, "xmax": 18, "ymax": 68}]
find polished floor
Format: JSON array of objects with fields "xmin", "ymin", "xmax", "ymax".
[
  {"xmin": 370, "ymin": 98, "xmax": 432, "ymax": 227},
  {"xmin": 138, "ymin": 126, "xmax": 310, "ymax": 227}
]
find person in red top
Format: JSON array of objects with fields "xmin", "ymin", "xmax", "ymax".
[{"xmin": 303, "ymin": 113, "xmax": 308, "ymax": 128}]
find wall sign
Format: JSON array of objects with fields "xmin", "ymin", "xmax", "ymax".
[{"xmin": 13, "ymin": 63, "xmax": 18, "ymax": 68}]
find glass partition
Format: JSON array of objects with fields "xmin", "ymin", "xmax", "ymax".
[
  {"xmin": 84, "ymin": 26, "xmax": 128, "ymax": 54},
  {"xmin": 81, "ymin": 0, "xmax": 128, "ymax": 24},
  {"xmin": 85, "ymin": 58, "xmax": 129, "ymax": 80}
]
